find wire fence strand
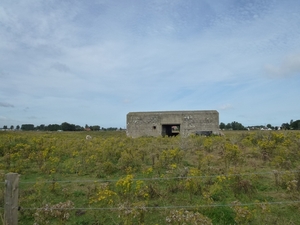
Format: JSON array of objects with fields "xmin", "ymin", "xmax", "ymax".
[
  {"xmin": 4, "ymin": 200, "xmax": 299, "ymax": 211},
  {"xmin": 16, "ymin": 170, "xmax": 300, "ymax": 184}
]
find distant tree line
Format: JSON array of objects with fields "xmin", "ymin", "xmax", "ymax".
[
  {"xmin": 2, "ymin": 119, "xmax": 300, "ymax": 132},
  {"xmin": 219, "ymin": 121, "xmax": 246, "ymax": 130},
  {"xmin": 220, "ymin": 119, "xmax": 300, "ymax": 130},
  {"xmin": 281, "ymin": 120, "xmax": 300, "ymax": 130},
  {"xmin": 2, "ymin": 122, "xmax": 122, "ymax": 131}
]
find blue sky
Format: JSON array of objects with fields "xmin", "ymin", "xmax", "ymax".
[{"xmin": 1, "ymin": 0, "xmax": 300, "ymax": 128}]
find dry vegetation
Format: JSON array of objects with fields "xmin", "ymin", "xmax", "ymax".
[{"xmin": 1, "ymin": 130, "xmax": 300, "ymax": 224}]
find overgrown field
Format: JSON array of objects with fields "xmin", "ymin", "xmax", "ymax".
[{"xmin": 1, "ymin": 130, "xmax": 300, "ymax": 224}]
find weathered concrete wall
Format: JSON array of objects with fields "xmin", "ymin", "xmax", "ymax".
[{"xmin": 126, "ymin": 110, "xmax": 219, "ymax": 138}]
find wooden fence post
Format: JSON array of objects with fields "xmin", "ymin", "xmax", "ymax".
[{"xmin": 4, "ymin": 173, "xmax": 19, "ymax": 225}]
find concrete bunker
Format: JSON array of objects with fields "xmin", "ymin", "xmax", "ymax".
[{"xmin": 126, "ymin": 110, "xmax": 219, "ymax": 138}]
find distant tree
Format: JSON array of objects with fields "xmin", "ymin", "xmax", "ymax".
[
  {"xmin": 266, "ymin": 124, "xmax": 273, "ymax": 129},
  {"xmin": 91, "ymin": 125, "xmax": 100, "ymax": 131},
  {"xmin": 75, "ymin": 125, "xmax": 84, "ymax": 131},
  {"xmin": 10, "ymin": 125, "xmax": 14, "ymax": 130},
  {"xmin": 225, "ymin": 123, "xmax": 232, "ymax": 130},
  {"xmin": 221, "ymin": 121, "xmax": 245, "ymax": 130},
  {"xmin": 3, "ymin": 125, "xmax": 7, "ymax": 130},
  {"xmin": 106, "ymin": 127, "xmax": 118, "ymax": 131},
  {"xmin": 290, "ymin": 120, "xmax": 300, "ymax": 130},
  {"xmin": 47, "ymin": 124, "xmax": 61, "ymax": 131},
  {"xmin": 16, "ymin": 125, "xmax": 20, "ymax": 130},
  {"xmin": 21, "ymin": 124, "xmax": 35, "ymax": 131},
  {"xmin": 36, "ymin": 124, "xmax": 45, "ymax": 131},
  {"xmin": 231, "ymin": 121, "xmax": 245, "ymax": 130},
  {"xmin": 281, "ymin": 123, "xmax": 290, "ymax": 130},
  {"xmin": 61, "ymin": 122, "xmax": 76, "ymax": 131},
  {"xmin": 219, "ymin": 122, "xmax": 226, "ymax": 130}
]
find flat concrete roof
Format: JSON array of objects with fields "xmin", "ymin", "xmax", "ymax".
[{"xmin": 127, "ymin": 110, "xmax": 218, "ymax": 114}]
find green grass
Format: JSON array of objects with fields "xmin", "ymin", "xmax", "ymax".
[{"xmin": 1, "ymin": 130, "xmax": 300, "ymax": 224}]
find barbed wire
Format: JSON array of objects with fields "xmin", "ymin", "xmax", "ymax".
[
  {"xmin": 15, "ymin": 170, "xmax": 300, "ymax": 184},
  {"xmin": 0, "ymin": 200, "xmax": 298, "ymax": 211},
  {"xmin": 1, "ymin": 171, "xmax": 300, "ymax": 214}
]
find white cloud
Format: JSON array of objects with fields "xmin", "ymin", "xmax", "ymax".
[
  {"xmin": 0, "ymin": 0, "xmax": 300, "ymax": 127},
  {"xmin": 219, "ymin": 104, "xmax": 233, "ymax": 111},
  {"xmin": 265, "ymin": 54, "xmax": 300, "ymax": 78}
]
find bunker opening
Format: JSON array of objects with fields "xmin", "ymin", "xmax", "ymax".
[{"xmin": 162, "ymin": 124, "xmax": 180, "ymax": 137}]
